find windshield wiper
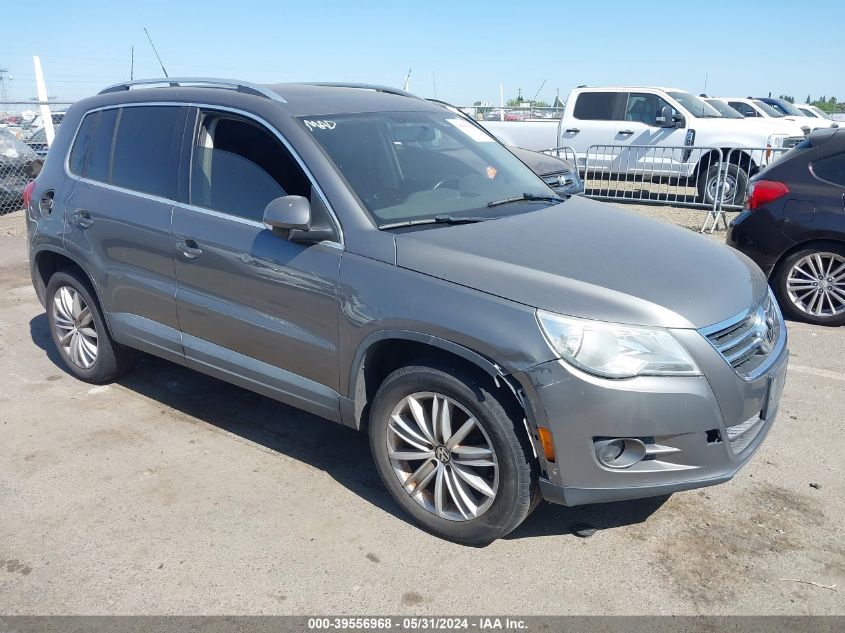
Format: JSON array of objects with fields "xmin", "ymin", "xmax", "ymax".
[
  {"xmin": 486, "ymin": 192, "xmax": 562, "ymax": 208},
  {"xmin": 379, "ymin": 215, "xmax": 493, "ymax": 229}
]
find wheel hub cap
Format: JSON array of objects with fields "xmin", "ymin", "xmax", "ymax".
[{"xmin": 386, "ymin": 392, "xmax": 499, "ymax": 522}]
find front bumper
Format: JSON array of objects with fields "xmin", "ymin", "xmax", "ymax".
[{"xmin": 514, "ymin": 327, "xmax": 789, "ymax": 506}]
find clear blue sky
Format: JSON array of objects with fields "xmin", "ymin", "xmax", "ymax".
[{"xmin": 1, "ymin": 0, "xmax": 842, "ymax": 105}]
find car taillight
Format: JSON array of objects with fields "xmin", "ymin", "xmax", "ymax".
[
  {"xmin": 745, "ymin": 180, "xmax": 789, "ymax": 210},
  {"xmin": 22, "ymin": 180, "xmax": 36, "ymax": 208}
]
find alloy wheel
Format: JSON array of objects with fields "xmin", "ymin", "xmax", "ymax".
[
  {"xmin": 786, "ymin": 252, "xmax": 845, "ymax": 318},
  {"xmin": 386, "ymin": 392, "xmax": 499, "ymax": 521},
  {"xmin": 52, "ymin": 285, "xmax": 98, "ymax": 369}
]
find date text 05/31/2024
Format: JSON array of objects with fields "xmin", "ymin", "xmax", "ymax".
[{"xmin": 307, "ymin": 617, "xmax": 528, "ymax": 630}]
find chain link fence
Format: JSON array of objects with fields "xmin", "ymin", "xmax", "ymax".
[{"xmin": 0, "ymin": 102, "xmax": 73, "ymax": 215}]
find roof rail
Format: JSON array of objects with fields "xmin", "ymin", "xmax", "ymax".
[
  {"xmin": 98, "ymin": 77, "xmax": 286, "ymax": 102},
  {"xmin": 303, "ymin": 82, "xmax": 421, "ymax": 99}
]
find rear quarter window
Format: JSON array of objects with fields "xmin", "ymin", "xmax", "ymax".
[{"xmin": 812, "ymin": 152, "xmax": 845, "ymax": 187}]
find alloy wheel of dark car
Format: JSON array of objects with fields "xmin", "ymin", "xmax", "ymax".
[{"xmin": 775, "ymin": 245, "xmax": 845, "ymax": 326}]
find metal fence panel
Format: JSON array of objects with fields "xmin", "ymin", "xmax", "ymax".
[
  {"xmin": 0, "ymin": 102, "xmax": 73, "ymax": 215},
  {"xmin": 539, "ymin": 146, "xmax": 578, "ymax": 164},
  {"xmin": 579, "ymin": 143, "xmax": 798, "ymax": 233}
]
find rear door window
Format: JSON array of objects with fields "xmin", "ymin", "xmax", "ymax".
[
  {"xmin": 812, "ymin": 152, "xmax": 845, "ymax": 187},
  {"xmin": 729, "ymin": 101, "xmax": 757, "ymax": 117},
  {"xmin": 110, "ymin": 106, "xmax": 182, "ymax": 198},
  {"xmin": 573, "ymin": 92, "xmax": 623, "ymax": 121}
]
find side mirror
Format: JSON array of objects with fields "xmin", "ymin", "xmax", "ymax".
[
  {"xmin": 263, "ymin": 195, "xmax": 311, "ymax": 231},
  {"xmin": 655, "ymin": 105, "xmax": 676, "ymax": 127}
]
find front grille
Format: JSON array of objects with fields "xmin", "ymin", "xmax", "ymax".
[
  {"xmin": 782, "ymin": 136, "xmax": 805, "ymax": 148},
  {"xmin": 726, "ymin": 413, "xmax": 764, "ymax": 453},
  {"xmin": 543, "ymin": 170, "xmax": 577, "ymax": 192},
  {"xmin": 702, "ymin": 293, "xmax": 782, "ymax": 379}
]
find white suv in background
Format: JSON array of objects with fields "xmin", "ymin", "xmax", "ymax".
[
  {"xmin": 716, "ymin": 97, "xmax": 823, "ymax": 133},
  {"xmin": 796, "ymin": 104, "xmax": 838, "ymax": 122}
]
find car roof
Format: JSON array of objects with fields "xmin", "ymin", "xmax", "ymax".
[
  {"xmin": 89, "ymin": 78, "xmax": 442, "ymax": 117},
  {"xmin": 574, "ymin": 86, "xmax": 686, "ymax": 92}
]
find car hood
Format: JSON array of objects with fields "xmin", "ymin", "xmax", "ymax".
[
  {"xmin": 508, "ymin": 146, "xmax": 576, "ymax": 176},
  {"xmin": 395, "ymin": 197, "xmax": 768, "ymax": 329}
]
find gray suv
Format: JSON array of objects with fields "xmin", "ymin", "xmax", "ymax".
[{"xmin": 26, "ymin": 78, "xmax": 789, "ymax": 544}]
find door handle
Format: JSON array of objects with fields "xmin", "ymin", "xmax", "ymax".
[
  {"xmin": 618, "ymin": 129, "xmax": 634, "ymax": 135},
  {"xmin": 564, "ymin": 128, "xmax": 580, "ymax": 134},
  {"xmin": 71, "ymin": 209, "xmax": 93, "ymax": 229},
  {"xmin": 176, "ymin": 239, "xmax": 203, "ymax": 260}
]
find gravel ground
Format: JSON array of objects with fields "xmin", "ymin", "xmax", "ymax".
[{"xmin": 0, "ymin": 205, "xmax": 842, "ymax": 616}]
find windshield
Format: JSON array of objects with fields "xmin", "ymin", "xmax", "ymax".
[
  {"xmin": 753, "ymin": 100, "xmax": 785, "ymax": 117},
  {"xmin": 667, "ymin": 91, "xmax": 722, "ymax": 118},
  {"xmin": 771, "ymin": 100, "xmax": 805, "ymax": 117},
  {"xmin": 705, "ymin": 99, "xmax": 743, "ymax": 118},
  {"xmin": 302, "ymin": 111, "xmax": 556, "ymax": 227},
  {"xmin": 809, "ymin": 106, "xmax": 832, "ymax": 120}
]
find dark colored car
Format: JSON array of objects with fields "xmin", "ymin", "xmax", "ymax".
[
  {"xmin": 0, "ymin": 128, "xmax": 39, "ymax": 215},
  {"xmin": 27, "ymin": 78, "xmax": 787, "ymax": 544},
  {"xmin": 727, "ymin": 128, "xmax": 845, "ymax": 326},
  {"xmin": 427, "ymin": 99, "xmax": 583, "ymax": 196}
]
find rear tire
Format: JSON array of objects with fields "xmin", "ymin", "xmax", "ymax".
[
  {"xmin": 697, "ymin": 162, "xmax": 748, "ymax": 207},
  {"xmin": 773, "ymin": 244, "xmax": 845, "ymax": 326},
  {"xmin": 46, "ymin": 270, "xmax": 136, "ymax": 383},
  {"xmin": 368, "ymin": 362, "xmax": 538, "ymax": 545}
]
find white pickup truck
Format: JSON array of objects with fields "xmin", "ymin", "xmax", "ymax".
[{"xmin": 481, "ymin": 86, "xmax": 806, "ymax": 204}]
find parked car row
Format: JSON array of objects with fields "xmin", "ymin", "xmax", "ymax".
[
  {"xmin": 481, "ymin": 86, "xmax": 808, "ymax": 205},
  {"xmin": 0, "ymin": 111, "xmax": 66, "ymax": 142},
  {"xmin": 706, "ymin": 97, "xmax": 837, "ymax": 134}
]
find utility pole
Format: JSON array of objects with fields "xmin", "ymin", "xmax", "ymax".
[
  {"xmin": 0, "ymin": 68, "xmax": 9, "ymax": 102},
  {"xmin": 130, "ymin": 46, "xmax": 134, "ymax": 81}
]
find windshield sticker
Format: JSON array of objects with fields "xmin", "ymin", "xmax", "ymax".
[
  {"xmin": 304, "ymin": 119, "xmax": 336, "ymax": 131},
  {"xmin": 445, "ymin": 117, "xmax": 494, "ymax": 143}
]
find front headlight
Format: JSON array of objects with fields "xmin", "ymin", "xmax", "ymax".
[
  {"xmin": 766, "ymin": 134, "xmax": 786, "ymax": 149},
  {"xmin": 537, "ymin": 310, "xmax": 701, "ymax": 379}
]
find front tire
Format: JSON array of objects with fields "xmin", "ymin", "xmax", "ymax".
[
  {"xmin": 774, "ymin": 244, "xmax": 845, "ymax": 326},
  {"xmin": 46, "ymin": 270, "xmax": 136, "ymax": 382},
  {"xmin": 368, "ymin": 362, "xmax": 538, "ymax": 545},
  {"xmin": 697, "ymin": 162, "xmax": 748, "ymax": 207}
]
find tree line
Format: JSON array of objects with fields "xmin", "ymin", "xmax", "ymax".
[{"xmin": 779, "ymin": 94, "xmax": 843, "ymax": 113}]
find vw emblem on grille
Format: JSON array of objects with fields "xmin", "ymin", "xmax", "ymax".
[
  {"xmin": 756, "ymin": 304, "xmax": 777, "ymax": 354},
  {"xmin": 434, "ymin": 446, "xmax": 451, "ymax": 464}
]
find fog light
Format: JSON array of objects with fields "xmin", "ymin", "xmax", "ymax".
[{"xmin": 594, "ymin": 438, "xmax": 646, "ymax": 469}]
